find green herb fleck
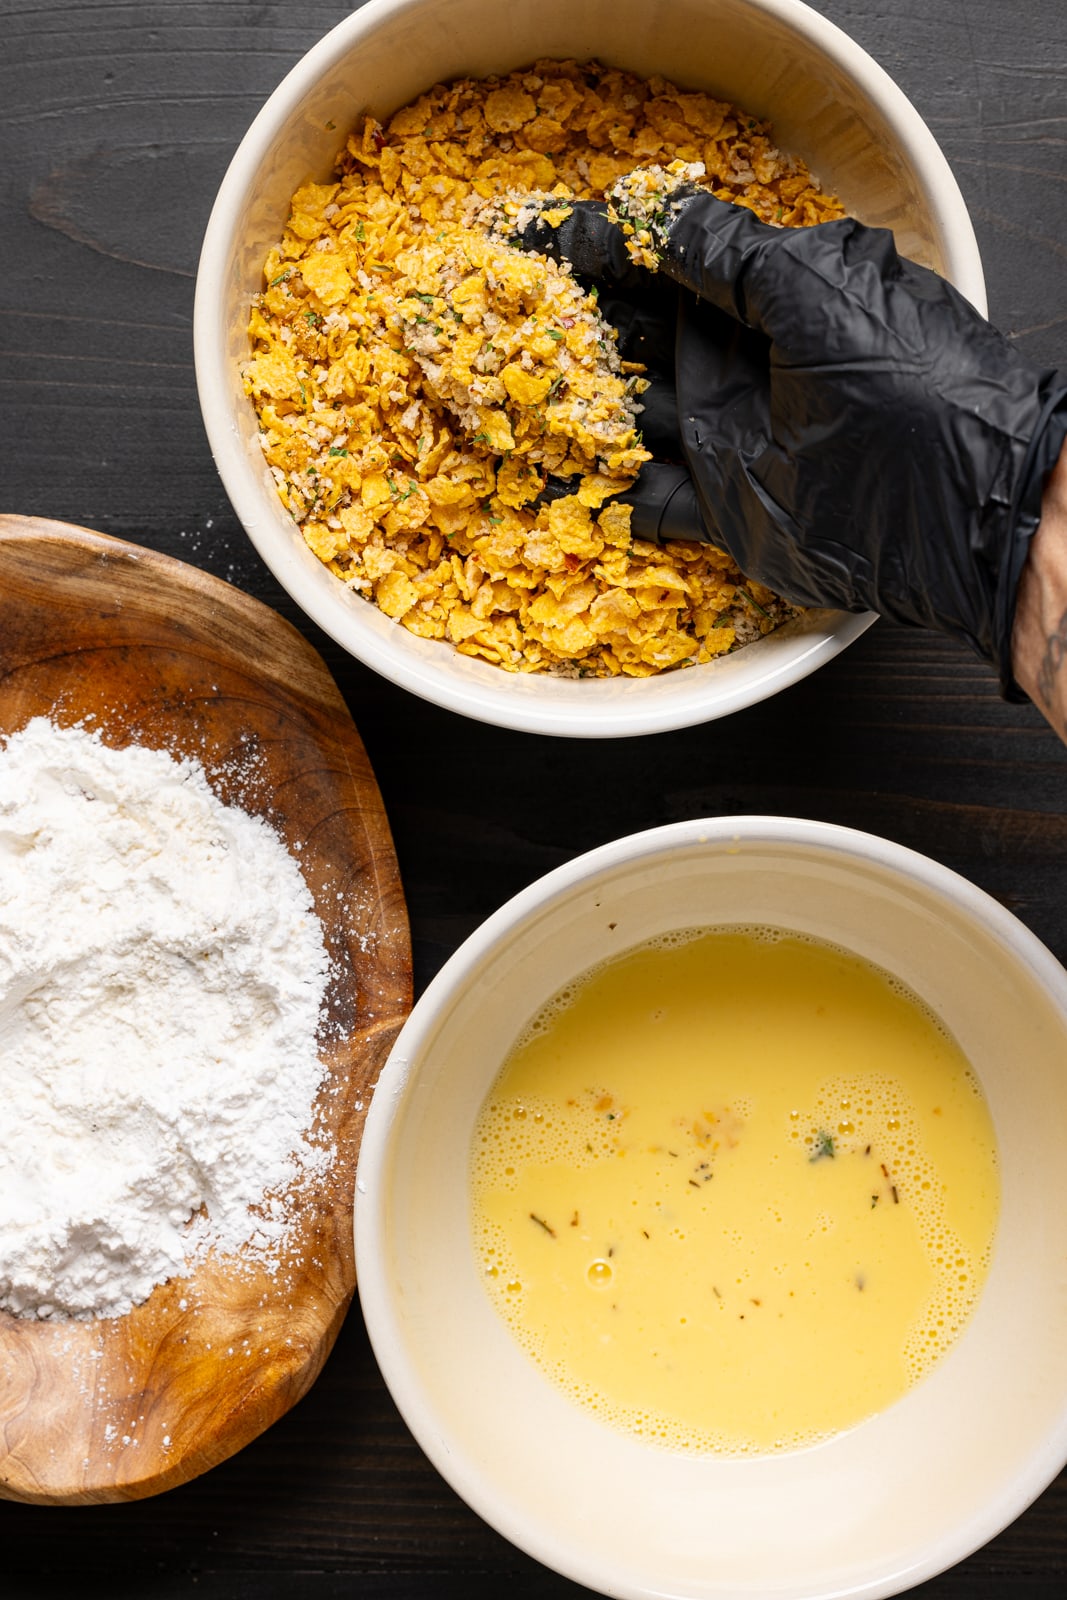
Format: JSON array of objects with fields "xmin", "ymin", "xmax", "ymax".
[{"xmin": 809, "ymin": 1129, "xmax": 835, "ymax": 1162}]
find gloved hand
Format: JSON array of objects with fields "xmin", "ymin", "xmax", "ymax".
[{"xmin": 519, "ymin": 190, "xmax": 1067, "ymax": 694}]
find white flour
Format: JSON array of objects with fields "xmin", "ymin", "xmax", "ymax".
[{"xmin": 0, "ymin": 718, "xmax": 332, "ymax": 1321}]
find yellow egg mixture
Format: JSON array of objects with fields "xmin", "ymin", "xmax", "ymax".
[{"xmin": 470, "ymin": 928, "xmax": 999, "ymax": 1453}]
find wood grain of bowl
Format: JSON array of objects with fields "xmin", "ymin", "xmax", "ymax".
[{"xmin": 0, "ymin": 514, "xmax": 411, "ymax": 1504}]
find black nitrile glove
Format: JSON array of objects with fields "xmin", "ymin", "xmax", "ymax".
[{"xmin": 520, "ymin": 195, "xmax": 1067, "ymax": 694}]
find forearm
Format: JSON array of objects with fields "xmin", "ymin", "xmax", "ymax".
[{"xmin": 1011, "ymin": 439, "xmax": 1067, "ymax": 739}]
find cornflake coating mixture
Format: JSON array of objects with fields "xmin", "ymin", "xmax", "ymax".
[{"xmin": 245, "ymin": 60, "xmax": 844, "ymax": 677}]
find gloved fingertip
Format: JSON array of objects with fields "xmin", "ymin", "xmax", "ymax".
[
  {"xmin": 516, "ymin": 209, "xmax": 571, "ymax": 253},
  {"xmin": 622, "ymin": 462, "xmax": 710, "ymax": 544},
  {"xmin": 657, "ymin": 472, "xmax": 708, "ymax": 543},
  {"xmin": 532, "ymin": 473, "xmax": 575, "ymax": 506},
  {"xmin": 534, "ymin": 465, "xmax": 710, "ymax": 547}
]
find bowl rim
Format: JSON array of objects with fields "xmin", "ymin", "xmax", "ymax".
[
  {"xmin": 355, "ymin": 814, "xmax": 1067, "ymax": 1599},
  {"xmin": 193, "ymin": 0, "xmax": 985, "ymax": 736}
]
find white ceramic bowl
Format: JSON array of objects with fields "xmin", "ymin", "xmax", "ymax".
[
  {"xmin": 356, "ymin": 817, "xmax": 1067, "ymax": 1599},
  {"xmin": 195, "ymin": 0, "xmax": 986, "ymax": 736}
]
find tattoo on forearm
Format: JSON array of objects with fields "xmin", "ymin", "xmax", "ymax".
[{"xmin": 1037, "ymin": 608, "xmax": 1067, "ymax": 708}]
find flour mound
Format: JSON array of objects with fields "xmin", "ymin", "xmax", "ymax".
[{"xmin": 0, "ymin": 719, "xmax": 332, "ymax": 1320}]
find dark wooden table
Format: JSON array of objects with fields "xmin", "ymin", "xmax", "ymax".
[{"xmin": 3, "ymin": 1, "xmax": 1065, "ymax": 1595}]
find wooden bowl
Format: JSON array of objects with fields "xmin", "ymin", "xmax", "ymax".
[{"xmin": 0, "ymin": 515, "xmax": 411, "ymax": 1504}]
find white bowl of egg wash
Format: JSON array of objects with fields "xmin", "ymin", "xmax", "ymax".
[
  {"xmin": 355, "ymin": 816, "xmax": 1067, "ymax": 1599},
  {"xmin": 195, "ymin": 0, "xmax": 986, "ymax": 737}
]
